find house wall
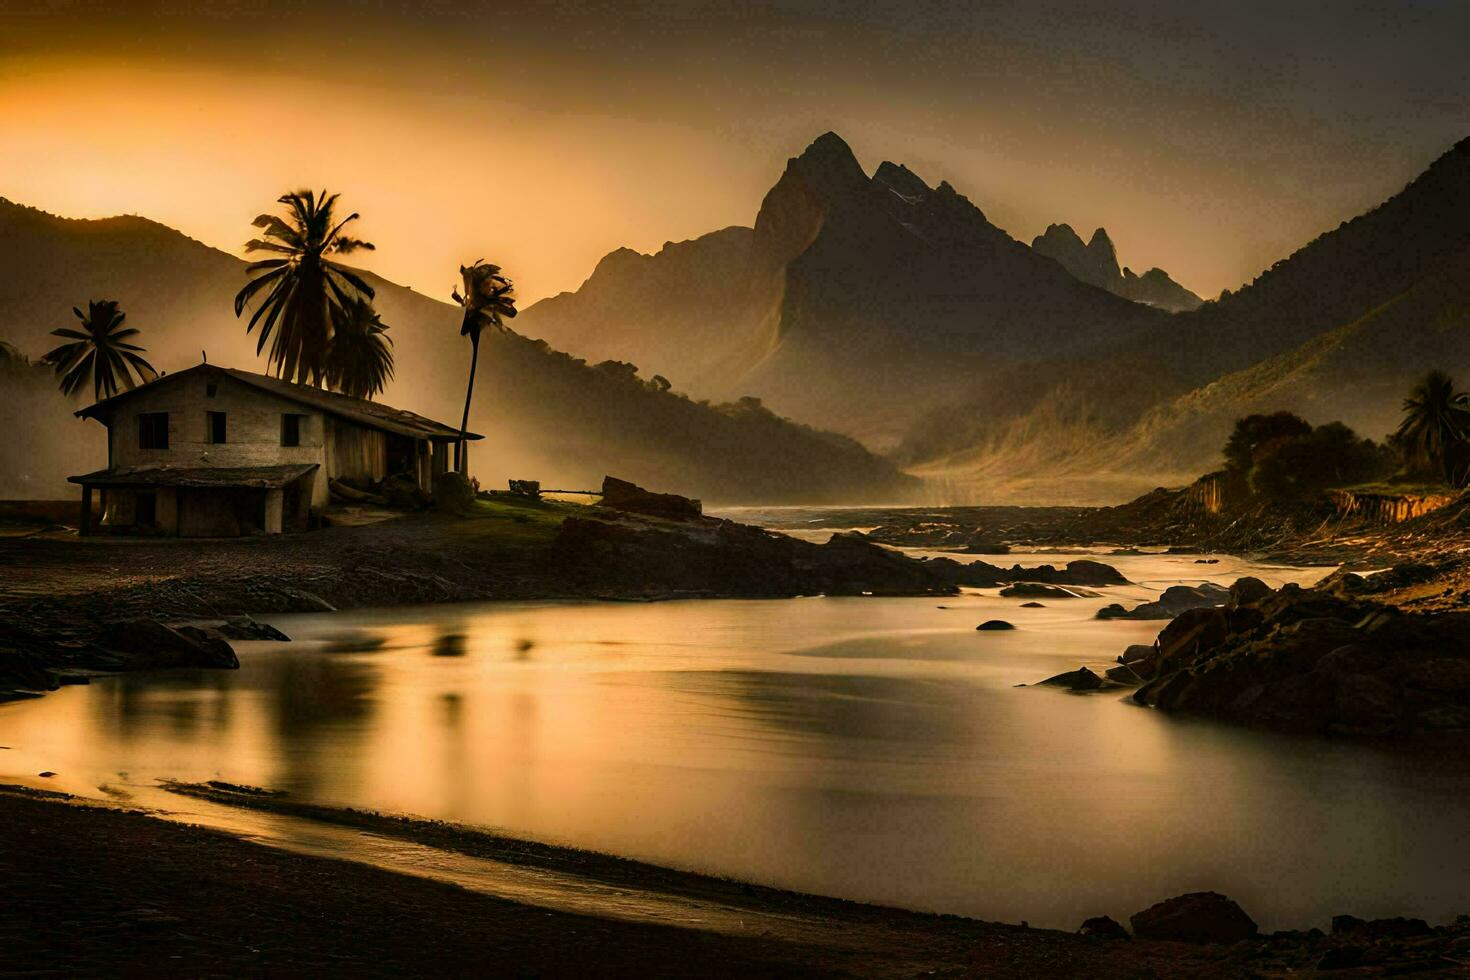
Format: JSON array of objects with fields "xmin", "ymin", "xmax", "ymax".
[{"xmin": 101, "ymin": 372, "xmax": 407, "ymax": 513}]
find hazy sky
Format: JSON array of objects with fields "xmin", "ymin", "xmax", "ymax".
[{"xmin": 1, "ymin": 1, "xmax": 1467, "ymax": 303}]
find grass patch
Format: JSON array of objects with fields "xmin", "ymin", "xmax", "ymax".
[
  {"xmin": 1335, "ymin": 481, "xmax": 1460, "ymax": 497},
  {"xmin": 453, "ymin": 495, "xmax": 575, "ymax": 545}
]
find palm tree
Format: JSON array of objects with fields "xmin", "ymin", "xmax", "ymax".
[
  {"xmin": 1396, "ymin": 369, "xmax": 1470, "ymax": 483},
  {"xmin": 450, "ymin": 261, "xmax": 517, "ymax": 471},
  {"xmin": 234, "ymin": 189, "xmax": 375, "ymax": 386},
  {"xmin": 326, "ymin": 298, "xmax": 394, "ymax": 400},
  {"xmin": 44, "ymin": 300, "xmax": 157, "ymax": 401}
]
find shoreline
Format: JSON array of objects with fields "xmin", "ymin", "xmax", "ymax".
[{"xmin": 5, "ymin": 782, "xmax": 1466, "ymax": 977}]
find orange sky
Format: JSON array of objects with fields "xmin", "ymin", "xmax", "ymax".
[{"xmin": 2, "ymin": 2, "xmax": 1468, "ymax": 304}]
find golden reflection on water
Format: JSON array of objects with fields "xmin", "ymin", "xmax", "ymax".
[{"xmin": 5, "ymin": 552, "xmax": 1470, "ymax": 930}]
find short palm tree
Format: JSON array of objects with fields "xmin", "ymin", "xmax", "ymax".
[
  {"xmin": 44, "ymin": 300, "xmax": 158, "ymax": 401},
  {"xmin": 450, "ymin": 261, "xmax": 517, "ymax": 470},
  {"xmin": 1396, "ymin": 369, "xmax": 1470, "ymax": 483},
  {"xmin": 326, "ymin": 298, "xmax": 394, "ymax": 400},
  {"xmin": 234, "ymin": 189, "xmax": 375, "ymax": 386}
]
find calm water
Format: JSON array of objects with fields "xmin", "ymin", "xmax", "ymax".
[{"xmin": 5, "ymin": 548, "xmax": 1470, "ymax": 930}]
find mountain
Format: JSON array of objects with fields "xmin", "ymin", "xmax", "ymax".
[
  {"xmin": 518, "ymin": 132, "xmax": 1166, "ymax": 448},
  {"xmin": 897, "ymin": 135, "xmax": 1470, "ymax": 501},
  {"xmin": 1030, "ymin": 223, "xmax": 1202, "ymax": 312},
  {"xmin": 0, "ymin": 197, "xmax": 915, "ymax": 503}
]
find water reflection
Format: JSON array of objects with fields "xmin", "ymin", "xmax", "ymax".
[{"xmin": 6, "ymin": 552, "xmax": 1470, "ymax": 930}]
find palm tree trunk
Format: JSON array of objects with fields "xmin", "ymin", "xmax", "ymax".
[{"xmin": 456, "ymin": 331, "xmax": 480, "ymax": 473}]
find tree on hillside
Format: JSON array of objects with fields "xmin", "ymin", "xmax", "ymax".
[
  {"xmin": 325, "ymin": 298, "xmax": 394, "ymax": 400},
  {"xmin": 1248, "ymin": 421, "xmax": 1394, "ymax": 499},
  {"xmin": 451, "ymin": 261, "xmax": 517, "ymax": 471},
  {"xmin": 234, "ymin": 190, "xmax": 375, "ymax": 386},
  {"xmin": 43, "ymin": 300, "xmax": 157, "ymax": 402},
  {"xmin": 1396, "ymin": 370, "xmax": 1470, "ymax": 484},
  {"xmin": 1222, "ymin": 411, "xmax": 1313, "ymax": 472}
]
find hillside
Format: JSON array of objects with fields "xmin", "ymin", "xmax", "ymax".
[
  {"xmin": 0, "ymin": 198, "xmax": 915, "ymax": 504},
  {"xmin": 517, "ymin": 132, "xmax": 1165, "ymax": 448},
  {"xmin": 897, "ymin": 135, "xmax": 1470, "ymax": 500}
]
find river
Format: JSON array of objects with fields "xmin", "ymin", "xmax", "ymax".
[{"xmin": 5, "ymin": 545, "xmax": 1470, "ymax": 931}]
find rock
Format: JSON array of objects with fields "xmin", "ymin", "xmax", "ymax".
[
  {"xmin": 1194, "ymin": 558, "xmax": 1220, "ymax": 564},
  {"xmin": 1077, "ymin": 915, "xmax": 1130, "ymax": 940},
  {"xmin": 1130, "ymin": 892, "xmax": 1258, "ymax": 944},
  {"xmin": 211, "ymin": 616, "xmax": 290, "ymax": 642},
  {"xmin": 1020, "ymin": 601, "xmax": 1045, "ymax": 608},
  {"xmin": 100, "ymin": 620, "xmax": 240, "ymax": 670},
  {"xmin": 38, "ymin": 771, "xmax": 56, "ymax": 778},
  {"xmin": 1037, "ymin": 667, "xmax": 1104, "ymax": 691},
  {"xmin": 1229, "ymin": 576, "xmax": 1273, "ymax": 607},
  {"xmin": 1120, "ymin": 644, "xmax": 1154, "ymax": 664},
  {"xmin": 1000, "ymin": 583, "xmax": 1096, "ymax": 599},
  {"xmin": 599, "ymin": 476, "xmax": 703, "ymax": 521},
  {"xmin": 976, "ymin": 620, "xmax": 1015, "ymax": 631},
  {"xmin": 1096, "ymin": 583, "xmax": 1231, "ymax": 620},
  {"xmin": 1105, "ymin": 663, "xmax": 1144, "ymax": 685},
  {"xmin": 1331, "ymin": 915, "xmax": 1433, "ymax": 938}
]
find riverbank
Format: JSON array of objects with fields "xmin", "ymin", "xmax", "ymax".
[
  {"xmin": 5, "ymin": 783, "xmax": 1467, "ymax": 977},
  {"xmin": 0, "ymin": 493, "xmax": 1129, "ymax": 698}
]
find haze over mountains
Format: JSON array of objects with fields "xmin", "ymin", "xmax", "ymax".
[
  {"xmin": 522, "ymin": 130, "xmax": 1470, "ymax": 502},
  {"xmin": 519, "ymin": 132, "xmax": 1166, "ymax": 448},
  {"xmin": 3, "ymin": 129, "xmax": 1468, "ymax": 505},
  {"xmin": 0, "ymin": 197, "xmax": 914, "ymax": 503}
]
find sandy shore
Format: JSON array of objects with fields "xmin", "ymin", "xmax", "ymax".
[{"xmin": 0, "ymin": 784, "xmax": 1255, "ymax": 979}]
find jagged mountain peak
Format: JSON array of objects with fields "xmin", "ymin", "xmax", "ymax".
[
  {"xmin": 785, "ymin": 131, "xmax": 868, "ymax": 198},
  {"xmin": 873, "ymin": 161, "xmax": 930, "ymax": 200},
  {"xmin": 1086, "ymin": 227, "xmax": 1118, "ymax": 263}
]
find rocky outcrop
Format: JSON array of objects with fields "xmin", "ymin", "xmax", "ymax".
[
  {"xmin": 1095, "ymin": 582, "xmax": 1231, "ymax": 620},
  {"xmin": 1117, "ymin": 266, "xmax": 1205, "ymax": 312},
  {"xmin": 1130, "ymin": 892, "xmax": 1257, "ymax": 944},
  {"xmin": 598, "ymin": 476, "xmax": 703, "ymax": 521},
  {"xmin": 976, "ymin": 620, "xmax": 1015, "ymax": 631},
  {"xmin": 1330, "ymin": 488, "xmax": 1461, "ymax": 524},
  {"xmin": 1123, "ymin": 579, "xmax": 1470, "ymax": 734},
  {"xmin": 1037, "ymin": 667, "xmax": 1105, "ymax": 691},
  {"xmin": 1077, "ymin": 916, "xmax": 1130, "ymax": 941}
]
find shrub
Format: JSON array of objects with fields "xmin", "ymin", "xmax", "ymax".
[
  {"xmin": 1223, "ymin": 412, "xmax": 1313, "ymax": 472},
  {"xmin": 432, "ymin": 471, "xmax": 477, "ymax": 514},
  {"xmin": 1248, "ymin": 422, "xmax": 1395, "ymax": 499}
]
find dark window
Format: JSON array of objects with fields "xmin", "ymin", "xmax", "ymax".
[
  {"xmin": 138, "ymin": 413, "xmax": 169, "ymax": 450},
  {"xmin": 205, "ymin": 383, "xmax": 218, "ymax": 398},
  {"xmin": 206, "ymin": 411, "xmax": 227, "ymax": 444},
  {"xmin": 281, "ymin": 413, "xmax": 304, "ymax": 447}
]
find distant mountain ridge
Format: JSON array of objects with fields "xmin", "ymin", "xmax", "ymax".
[
  {"xmin": 0, "ymin": 196, "xmax": 915, "ymax": 503},
  {"xmin": 1030, "ymin": 223, "xmax": 1202, "ymax": 312},
  {"xmin": 896, "ymin": 134, "xmax": 1470, "ymax": 500},
  {"xmin": 519, "ymin": 132, "xmax": 1166, "ymax": 448}
]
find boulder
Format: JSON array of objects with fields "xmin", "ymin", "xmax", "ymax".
[
  {"xmin": 1096, "ymin": 583, "xmax": 1231, "ymax": 620},
  {"xmin": 599, "ymin": 476, "xmax": 703, "ymax": 521},
  {"xmin": 1020, "ymin": 601, "xmax": 1046, "ymax": 608},
  {"xmin": 976, "ymin": 620, "xmax": 1015, "ymax": 631},
  {"xmin": 1077, "ymin": 915, "xmax": 1130, "ymax": 940},
  {"xmin": 1229, "ymin": 576, "xmax": 1273, "ymax": 607},
  {"xmin": 100, "ymin": 620, "xmax": 240, "ymax": 670},
  {"xmin": 1105, "ymin": 663, "xmax": 1144, "ymax": 686},
  {"xmin": 1038, "ymin": 667, "xmax": 1104, "ymax": 691},
  {"xmin": 1130, "ymin": 892, "xmax": 1257, "ymax": 944},
  {"xmin": 1001, "ymin": 583, "xmax": 1096, "ymax": 599}
]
